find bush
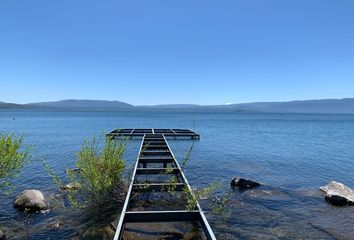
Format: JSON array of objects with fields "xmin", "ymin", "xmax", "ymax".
[
  {"xmin": 67, "ymin": 136, "xmax": 126, "ymax": 207},
  {"xmin": 0, "ymin": 134, "xmax": 29, "ymax": 194}
]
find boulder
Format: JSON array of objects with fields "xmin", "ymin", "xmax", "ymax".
[
  {"xmin": 231, "ymin": 177, "xmax": 261, "ymax": 190},
  {"xmin": 0, "ymin": 229, "xmax": 5, "ymax": 240},
  {"xmin": 320, "ymin": 181, "xmax": 354, "ymax": 206},
  {"xmin": 14, "ymin": 189, "xmax": 48, "ymax": 211}
]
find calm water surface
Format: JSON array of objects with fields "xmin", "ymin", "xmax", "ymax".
[{"xmin": 1, "ymin": 110, "xmax": 354, "ymax": 239}]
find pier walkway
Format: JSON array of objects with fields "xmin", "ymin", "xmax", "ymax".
[
  {"xmin": 107, "ymin": 129, "xmax": 216, "ymax": 240},
  {"xmin": 107, "ymin": 128, "xmax": 200, "ymax": 139}
]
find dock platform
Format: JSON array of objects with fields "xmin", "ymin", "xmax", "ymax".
[
  {"xmin": 110, "ymin": 129, "xmax": 215, "ymax": 240},
  {"xmin": 107, "ymin": 128, "xmax": 200, "ymax": 139}
]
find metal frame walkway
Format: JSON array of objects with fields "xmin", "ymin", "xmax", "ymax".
[
  {"xmin": 111, "ymin": 129, "xmax": 216, "ymax": 240},
  {"xmin": 107, "ymin": 128, "xmax": 200, "ymax": 139}
]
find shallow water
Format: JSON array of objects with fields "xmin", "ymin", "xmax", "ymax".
[{"xmin": 1, "ymin": 110, "xmax": 354, "ymax": 239}]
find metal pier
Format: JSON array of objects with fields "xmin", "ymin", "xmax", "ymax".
[
  {"xmin": 107, "ymin": 128, "xmax": 200, "ymax": 139},
  {"xmin": 110, "ymin": 129, "xmax": 215, "ymax": 240}
]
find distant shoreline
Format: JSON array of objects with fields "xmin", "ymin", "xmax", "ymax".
[{"xmin": 1, "ymin": 98, "xmax": 354, "ymax": 114}]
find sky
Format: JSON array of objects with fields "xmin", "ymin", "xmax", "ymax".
[{"xmin": 0, "ymin": 0, "xmax": 353, "ymax": 105}]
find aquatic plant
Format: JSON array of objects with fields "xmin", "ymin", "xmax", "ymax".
[
  {"xmin": 184, "ymin": 182, "xmax": 220, "ymax": 210},
  {"xmin": 166, "ymin": 175, "xmax": 179, "ymax": 195},
  {"xmin": 66, "ymin": 136, "xmax": 126, "ymax": 207},
  {"xmin": 161, "ymin": 142, "xmax": 221, "ymax": 211},
  {"xmin": 0, "ymin": 134, "xmax": 30, "ymax": 194},
  {"xmin": 181, "ymin": 142, "xmax": 194, "ymax": 169},
  {"xmin": 39, "ymin": 156, "xmax": 64, "ymax": 189},
  {"xmin": 211, "ymin": 191, "xmax": 232, "ymax": 226},
  {"xmin": 159, "ymin": 142, "xmax": 194, "ymax": 198},
  {"xmin": 41, "ymin": 135, "xmax": 126, "ymax": 208},
  {"xmin": 164, "ymin": 142, "xmax": 232, "ymax": 223}
]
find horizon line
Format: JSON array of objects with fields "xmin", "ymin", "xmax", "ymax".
[{"xmin": 2, "ymin": 97, "xmax": 354, "ymax": 107}]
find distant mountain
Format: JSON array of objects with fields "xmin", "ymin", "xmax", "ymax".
[
  {"xmin": 0, "ymin": 101, "xmax": 35, "ymax": 109},
  {"xmin": 225, "ymin": 98, "xmax": 354, "ymax": 114},
  {"xmin": 1, "ymin": 98, "xmax": 354, "ymax": 113},
  {"xmin": 144, "ymin": 98, "xmax": 354, "ymax": 113},
  {"xmin": 30, "ymin": 99, "xmax": 134, "ymax": 110},
  {"xmin": 141, "ymin": 104, "xmax": 203, "ymax": 109}
]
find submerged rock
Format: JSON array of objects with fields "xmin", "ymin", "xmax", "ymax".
[
  {"xmin": 231, "ymin": 177, "xmax": 261, "ymax": 190},
  {"xmin": 159, "ymin": 232, "xmax": 184, "ymax": 240},
  {"xmin": 46, "ymin": 217, "xmax": 65, "ymax": 230},
  {"xmin": 0, "ymin": 229, "xmax": 6, "ymax": 240},
  {"xmin": 60, "ymin": 182, "xmax": 81, "ymax": 191},
  {"xmin": 242, "ymin": 188, "xmax": 291, "ymax": 201},
  {"xmin": 104, "ymin": 223, "xmax": 116, "ymax": 239},
  {"xmin": 65, "ymin": 168, "xmax": 81, "ymax": 174},
  {"xmin": 320, "ymin": 181, "xmax": 354, "ymax": 206},
  {"xmin": 14, "ymin": 189, "xmax": 48, "ymax": 211}
]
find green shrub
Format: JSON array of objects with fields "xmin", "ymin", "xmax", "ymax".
[
  {"xmin": 67, "ymin": 136, "xmax": 126, "ymax": 207},
  {"xmin": 0, "ymin": 134, "xmax": 29, "ymax": 194}
]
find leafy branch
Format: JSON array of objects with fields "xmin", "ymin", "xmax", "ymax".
[{"xmin": 0, "ymin": 133, "xmax": 30, "ymax": 194}]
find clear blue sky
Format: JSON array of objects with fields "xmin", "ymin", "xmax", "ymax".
[{"xmin": 0, "ymin": 0, "xmax": 353, "ymax": 105}]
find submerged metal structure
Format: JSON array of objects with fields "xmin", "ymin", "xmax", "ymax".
[
  {"xmin": 108, "ymin": 128, "xmax": 200, "ymax": 139},
  {"xmin": 106, "ymin": 128, "xmax": 216, "ymax": 240}
]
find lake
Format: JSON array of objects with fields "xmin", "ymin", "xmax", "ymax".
[{"xmin": 1, "ymin": 110, "xmax": 354, "ymax": 239}]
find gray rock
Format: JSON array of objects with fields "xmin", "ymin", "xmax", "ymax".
[
  {"xmin": 14, "ymin": 189, "xmax": 48, "ymax": 211},
  {"xmin": 45, "ymin": 217, "xmax": 65, "ymax": 230},
  {"xmin": 60, "ymin": 182, "xmax": 81, "ymax": 191},
  {"xmin": 0, "ymin": 229, "xmax": 6, "ymax": 240},
  {"xmin": 320, "ymin": 181, "xmax": 354, "ymax": 206},
  {"xmin": 65, "ymin": 168, "xmax": 81, "ymax": 174},
  {"xmin": 231, "ymin": 177, "xmax": 261, "ymax": 190},
  {"xmin": 242, "ymin": 189, "xmax": 290, "ymax": 201}
]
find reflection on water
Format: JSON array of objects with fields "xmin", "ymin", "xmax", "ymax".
[{"xmin": 1, "ymin": 111, "xmax": 354, "ymax": 239}]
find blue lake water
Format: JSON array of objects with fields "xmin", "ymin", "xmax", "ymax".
[{"xmin": 1, "ymin": 110, "xmax": 354, "ymax": 239}]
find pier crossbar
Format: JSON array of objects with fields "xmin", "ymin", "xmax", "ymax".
[{"xmin": 125, "ymin": 210, "xmax": 201, "ymax": 222}]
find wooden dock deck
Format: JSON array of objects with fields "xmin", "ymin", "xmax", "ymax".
[{"xmin": 110, "ymin": 129, "xmax": 215, "ymax": 240}]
